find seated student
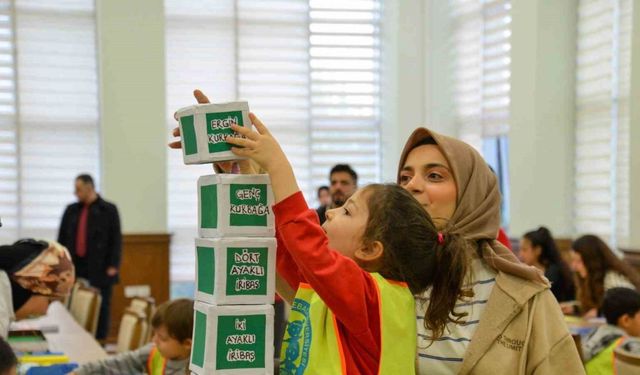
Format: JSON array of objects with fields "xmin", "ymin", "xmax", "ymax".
[
  {"xmin": 0, "ymin": 239, "xmax": 75, "ymax": 338},
  {"xmin": 72, "ymin": 298, "xmax": 193, "ymax": 375},
  {"xmin": 583, "ymin": 287, "xmax": 640, "ymax": 374},
  {"xmin": 570, "ymin": 235, "xmax": 640, "ymax": 318},
  {"xmin": 0, "ymin": 336, "xmax": 17, "ymax": 375},
  {"xmin": 520, "ymin": 227, "xmax": 575, "ymax": 302}
]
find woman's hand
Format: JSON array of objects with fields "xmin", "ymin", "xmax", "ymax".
[
  {"xmin": 168, "ymin": 89, "xmax": 255, "ymax": 174},
  {"xmin": 226, "ymin": 114, "xmax": 299, "ymax": 203},
  {"xmin": 582, "ymin": 307, "xmax": 598, "ymax": 319}
]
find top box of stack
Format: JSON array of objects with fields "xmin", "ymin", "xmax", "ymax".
[{"xmin": 176, "ymin": 101, "xmax": 250, "ymax": 164}]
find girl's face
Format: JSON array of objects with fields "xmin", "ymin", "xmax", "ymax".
[
  {"xmin": 399, "ymin": 144, "xmax": 458, "ymax": 229},
  {"xmin": 570, "ymin": 250, "xmax": 588, "ymax": 278},
  {"xmin": 323, "ymin": 189, "xmax": 369, "ymax": 260},
  {"xmin": 519, "ymin": 238, "xmax": 541, "ymax": 266}
]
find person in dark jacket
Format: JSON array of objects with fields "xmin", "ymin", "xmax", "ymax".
[{"xmin": 57, "ymin": 174, "xmax": 121, "ymax": 340}]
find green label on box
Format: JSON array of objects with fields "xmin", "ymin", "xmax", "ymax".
[
  {"xmin": 229, "ymin": 184, "xmax": 269, "ymax": 227},
  {"xmin": 206, "ymin": 110, "xmax": 243, "ymax": 153},
  {"xmin": 192, "ymin": 311, "xmax": 207, "ymax": 367},
  {"xmin": 226, "ymin": 247, "xmax": 268, "ymax": 296},
  {"xmin": 200, "ymin": 184, "xmax": 218, "ymax": 229},
  {"xmin": 216, "ymin": 314, "xmax": 266, "ymax": 370},
  {"xmin": 181, "ymin": 115, "xmax": 198, "ymax": 155},
  {"xmin": 197, "ymin": 246, "xmax": 215, "ymax": 295}
]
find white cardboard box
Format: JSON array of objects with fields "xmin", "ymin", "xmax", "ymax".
[
  {"xmin": 190, "ymin": 302, "xmax": 274, "ymax": 375},
  {"xmin": 177, "ymin": 102, "xmax": 250, "ymax": 164},
  {"xmin": 195, "ymin": 237, "xmax": 276, "ymax": 305},
  {"xmin": 198, "ymin": 174, "xmax": 275, "ymax": 238}
]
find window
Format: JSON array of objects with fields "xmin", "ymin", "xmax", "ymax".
[
  {"xmin": 574, "ymin": 0, "xmax": 632, "ymax": 247},
  {"xmin": 165, "ymin": 0, "xmax": 382, "ymax": 286},
  {"xmin": 450, "ymin": 0, "xmax": 511, "ymax": 151},
  {"xmin": 482, "ymin": 135, "xmax": 509, "ymax": 228},
  {"xmin": 0, "ymin": 0, "xmax": 100, "ymax": 244},
  {"xmin": 450, "ymin": 0, "xmax": 511, "ymax": 227}
]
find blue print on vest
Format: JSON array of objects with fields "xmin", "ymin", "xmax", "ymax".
[{"xmin": 281, "ymin": 298, "xmax": 311, "ymax": 375}]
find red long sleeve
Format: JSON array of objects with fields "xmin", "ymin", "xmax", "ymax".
[{"xmin": 273, "ymin": 191, "xmax": 381, "ymax": 374}]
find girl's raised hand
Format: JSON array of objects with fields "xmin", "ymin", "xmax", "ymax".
[{"xmin": 226, "ymin": 113, "xmax": 288, "ymax": 174}]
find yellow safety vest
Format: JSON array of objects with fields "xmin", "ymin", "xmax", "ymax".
[
  {"xmin": 146, "ymin": 346, "xmax": 167, "ymax": 375},
  {"xmin": 279, "ymin": 273, "xmax": 416, "ymax": 374},
  {"xmin": 585, "ymin": 337, "xmax": 624, "ymax": 375}
]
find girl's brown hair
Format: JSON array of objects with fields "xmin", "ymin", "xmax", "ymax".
[
  {"xmin": 572, "ymin": 235, "xmax": 640, "ymax": 312},
  {"xmin": 361, "ymin": 184, "xmax": 469, "ymax": 340}
]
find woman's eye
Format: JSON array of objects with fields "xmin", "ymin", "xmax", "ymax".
[
  {"xmin": 399, "ymin": 175, "xmax": 412, "ymax": 185},
  {"xmin": 427, "ymin": 172, "xmax": 443, "ymax": 181}
]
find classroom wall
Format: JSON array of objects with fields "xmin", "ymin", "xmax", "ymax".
[
  {"xmin": 508, "ymin": 0, "xmax": 577, "ymax": 238},
  {"xmin": 629, "ymin": 2, "xmax": 640, "ymax": 249},
  {"xmin": 97, "ymin": 0, "xmax": 167, "ymax": 233}
]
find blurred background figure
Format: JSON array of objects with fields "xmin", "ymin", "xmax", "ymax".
[{"xmin": 520, "ymin": 227, "xmax": 575, "ymax": 302}]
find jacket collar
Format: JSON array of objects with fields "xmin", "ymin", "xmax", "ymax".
[{"xmin": 459, "ymin": 272, "xmax": 549, "ymax": 374}]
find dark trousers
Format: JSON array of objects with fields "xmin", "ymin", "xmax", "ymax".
[{"xmin": 96, "ymin": 284, "xmax": 113, "ymax": 340}]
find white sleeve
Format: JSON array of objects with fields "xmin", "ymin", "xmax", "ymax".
[
  {"xmin": 604, "ymin": 271, "xmax": 635, "ymax": 290},
  {"xmin": 0, "ymin": 271, "xmax": 16, "ymax": 339}
]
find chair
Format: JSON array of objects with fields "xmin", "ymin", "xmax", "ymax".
[
  {"xmin": 116, "ymin": 308, "xmax": 147, "ymax": 353},
  {"xmin": 64, "ymin": 279, "xmax": 89, "ymax": 310},
  {"xmin": 69, "ymin": 285, "xmax": 101, "ymax": 336},
  {"xmin": 615, "ymin": 338, "xmax": 640, "ymax": 375},
  {"xmin": 128, "ymin": 297, "xmax": 156, "ymax": 343}
]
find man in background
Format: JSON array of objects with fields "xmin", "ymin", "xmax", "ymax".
[
  {"xmin": 58, "ymin": 174, "xmax": 122, "ymax": 341},
  {"xmin": 316, "ymin": 164, "xmax": 358, "ymax": 225}
]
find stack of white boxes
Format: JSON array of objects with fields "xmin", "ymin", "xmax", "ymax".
[{"xmin": 177, "ymin": 103, "xmax": 276, "ymax": 374}]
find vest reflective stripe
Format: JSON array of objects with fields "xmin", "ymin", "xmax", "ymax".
[
  {"xmin": 585, "ymin": 337, "xmax": 624, "ymax": 375},
  {"xmin": 146, "ymin": 346, "xmax": 167, "ymax": 375},
  {"xmin": 279, "ymin": 273, "xmax": 416, "ymax": 374}
]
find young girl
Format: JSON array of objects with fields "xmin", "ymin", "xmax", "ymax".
[
  {"xmin": 570, "ymin": 234, "xmax": 640, "ymax": 318},
  {"xmin": 225, "ymin": 115, "xmax": 468, "ymax": 374},
  {"xmin": 520, "ymin": 227, "xmax": 575, "ymax": 302}
]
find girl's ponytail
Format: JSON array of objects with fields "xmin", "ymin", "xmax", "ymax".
[{"xmin": 421, "ymin": 231, "xmax": 471, "ymax": 341}]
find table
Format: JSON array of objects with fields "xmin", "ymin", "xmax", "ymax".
[
  {"xmin": 11, "ymin": 301, "xmax": 108, "ymax": 364},
  {"xmin": 565, "ymin": 315, "xmax": 606, "ymax": 362}
]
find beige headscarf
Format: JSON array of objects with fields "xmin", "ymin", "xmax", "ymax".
[{"xmin": 398, "ymin": 128, "xmax": 547, "ymax": 284}]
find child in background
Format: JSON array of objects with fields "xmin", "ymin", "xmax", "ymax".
[
  {"xmin": 0, "ymin": 336, "xmax": 17, "ymax": 375},
  {"xmin": 225, "ymin": 115, "xmax": 470, "ymax": 374},
  {"xmin": 72, "ymin": 298, "xmax": 193, "ymax": 375},
  {"xmin": 583, "ymin": 287, "xmax": 640, "ymax": 374}
]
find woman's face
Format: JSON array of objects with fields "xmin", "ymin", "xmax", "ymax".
[
  {"xmin": 570, "ymin": 250, "xmax": 587, "ymax": 278},
  {"xmin": 519, "ymin": 238, "xmax": 540, "ymax": 266},
  {"xmin": 399, "ymin": 144, "xmax": 457, "ymax": 229}
]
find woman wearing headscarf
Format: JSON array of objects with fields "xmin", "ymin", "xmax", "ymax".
[
  {"xmin": 0, "ymin": 239, "xmax": 75, "ymax": 338},
  {"xmin": 398, "ymin": 128, "xmax": 583, "ymax": 374}
]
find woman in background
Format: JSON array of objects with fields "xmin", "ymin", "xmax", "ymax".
[
  {"xmin": 520, "ymin": 227, "xmax": 575, "ymax": 302},
  {"xmin": 569, "ymin": 234, "xmax": 640, "ymax": 318}
]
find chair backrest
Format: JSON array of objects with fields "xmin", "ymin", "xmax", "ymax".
[
  {"xmin": 64, "ymin": 279, "xmax": 89, "ymax": 310},
  {"xmin": 129, "ymin": 297, "xmax": 156, "ymax": 343},
  {"xmin": 116, "ymin": 308, "xmax": 147, "ymax": 353},
  {"xmin": 69, "ymin": 286, "xmax": 101, "ymax": 336},
  {"xmin": 615, "ymin": 338, "xmax": 640, "ymax": 375}
]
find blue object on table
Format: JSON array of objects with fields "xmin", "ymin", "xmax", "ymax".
[{"xmin": 25, "ymin": 363, "xmax": 78, "ymax": 375}]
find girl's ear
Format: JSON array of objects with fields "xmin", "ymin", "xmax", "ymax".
[{"xmin": 355, "ymin": 241, "xmax": 384, "ymax": 270}]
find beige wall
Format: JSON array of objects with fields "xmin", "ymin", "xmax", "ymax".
[
  {"xmin": 629, "ymin": 2, "xmax": 640, "ymax": 249},
  {"xmin": 97, "ymin": 0, "xmax": 167, "ymax": 233},
  {"xmin": 508, "ymin": 0, "xmax": 577, "ymax": 238}
]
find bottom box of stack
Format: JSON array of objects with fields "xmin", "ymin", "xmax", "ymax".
[{"xmin": 190, "ymin": 301, "xmax": 274, "ymax": 374}]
